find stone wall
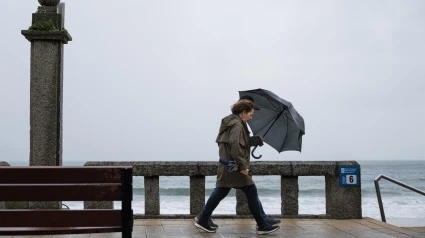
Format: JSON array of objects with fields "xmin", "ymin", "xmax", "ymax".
[{"xmin": 84, "ymin": 161, "xmax": 362, "ymax": 219}]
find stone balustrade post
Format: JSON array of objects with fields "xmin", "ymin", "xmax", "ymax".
[
  {"xmin": 190, "ymin": 176, "xmax": 205, "ymax": 215},
  {"xmin": 281, "ymin": 176, "xmax": 299, "ymax": 215},
  {"xmin": 236, "ymin": 189, "xmax": 250, "ymax": 215},
  {"xmin": 145, "ymin": 176, "xmax": 160, "ymax": 215},
  {"xmin": 325, "ymin": 163, "xmax": 362, "ymax": 219}
]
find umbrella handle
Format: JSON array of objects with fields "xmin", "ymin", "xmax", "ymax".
[{"xmin": 251, "ymin": 145, "xmax": 262, "ymax": 159}]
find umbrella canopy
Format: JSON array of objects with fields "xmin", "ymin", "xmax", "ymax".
[{"xmin": 239, "ymin": 88, "xmax": 305, "ymax": 159}]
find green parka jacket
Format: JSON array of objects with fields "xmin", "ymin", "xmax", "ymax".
[{"xmin": 215, "ymin": 114, "xmax": 254, "ymax": 188}]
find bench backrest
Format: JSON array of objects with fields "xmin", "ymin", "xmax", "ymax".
[{"xmin": 0, "ymin": 166, "xmax": 133, "ymax": 235}]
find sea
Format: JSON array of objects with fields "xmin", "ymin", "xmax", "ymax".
[{"xmin": 9, "ymin": 160, "xmax": 425, "ymax": 220}]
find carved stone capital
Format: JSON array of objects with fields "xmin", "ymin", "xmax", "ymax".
[{"xmin": 38, "ymin": 0, "xmax": 60, "ymax": 7}]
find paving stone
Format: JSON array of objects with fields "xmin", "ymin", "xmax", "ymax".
[
  {"xmin": 88, "ymin": 234, "xmax": 121, "ymax": 238},
  {"xmin": 166, "ymin": 236, "xmax": 204, "ymax": 238},
  {"xmin": 51, "ymin": 235, "xmax": 90, "ymax": 238}
]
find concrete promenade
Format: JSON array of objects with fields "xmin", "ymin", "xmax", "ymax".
[{"xmin": 2, "ymin": 218, "xmax": 424, "ymax": 238}]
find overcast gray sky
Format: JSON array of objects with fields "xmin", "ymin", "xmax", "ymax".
[{"xmin": 1, "ymin": 0, "xmax": 424, "ymax": 163}]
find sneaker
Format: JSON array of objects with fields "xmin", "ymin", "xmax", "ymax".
[
  {"xmin": 265, "ymin": 218, "xmax": 281, "ymax": 225},
  {"xmin": 210, "ymin": 217, "xmax": 218, "ymax": 228},
  {"xmin": 257, "ymin": 224, "xmax": 280, "ymax": 235},
  {"xmin": 194, "ymin": 216, "xmax": 218, "ymax": 229},
  {"xmin": 194, "ymin": 220, "xmax": 216, "ymax": 233},
  {"xmin": 256, "ymin": 218, "xmax": 282, "ymax": 229}
]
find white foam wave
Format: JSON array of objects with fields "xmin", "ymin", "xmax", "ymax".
[{"xmin": 62, "ymin": 195, "xmax": 425, "ymax": 219}]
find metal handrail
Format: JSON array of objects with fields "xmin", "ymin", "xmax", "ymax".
[{"xmin": 374, "ymin": 174, "xmax": 425, "ymax": 222}]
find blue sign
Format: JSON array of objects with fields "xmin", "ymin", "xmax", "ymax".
[{"xmin": 339, "ymin": 166, "xmax": 359, "ymax": 187}]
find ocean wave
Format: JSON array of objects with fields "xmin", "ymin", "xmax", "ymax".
[
  {"xmin": 62, "ymin": 196, "xmax": 425, "ymax": 219},
  {"xmin": 133, "ymin": 187, "xmax": 404, "ymax": 197},
  {"xmin": 133, "ymin": 188, "xmax": 299, "ymax": 196},
  {"xmin": 133, "ymin": 188, "xmax": 320, "ymax": 196}
]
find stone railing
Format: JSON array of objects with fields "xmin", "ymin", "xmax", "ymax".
[{"xmin": 84, "ymin": 161, "xmax": 362, "ymax": 219}]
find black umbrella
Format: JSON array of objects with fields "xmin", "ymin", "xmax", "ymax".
[{"xmin": 239, "ymin": 88, "xmax": 305, "ymax": 159}]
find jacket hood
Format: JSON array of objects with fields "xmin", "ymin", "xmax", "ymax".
[
  {"xmin": 218, "ymin": 114, "xmax": 247, "ymax": 135},
  {"xmin": 218, "ymin": 114, "xmax": 241, "ymax": 136}
]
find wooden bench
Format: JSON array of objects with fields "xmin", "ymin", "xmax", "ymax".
[{"xmin": 0, "ymin": 166, "xmax": 133, "ymax": 237}]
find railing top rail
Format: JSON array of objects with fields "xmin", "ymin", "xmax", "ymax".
[
  {"xmin": 374, "ymin": 174, "xmax": 425, "ymax": 196},
  {"xmin": 84, "ymin": 161, "xmax": 360, "ymax": 177},
  {"xmin": 374, "ymin": 174, "xmax": 425, "ymax": 222}
]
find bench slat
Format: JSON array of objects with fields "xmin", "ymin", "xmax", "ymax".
[
  {"xmin": 0, "ymin": 166, "xmax": 132, "ymax": 184},
  {"xmin": 0, "ymin": 184, "xmax": 121, "ymax": 201},
  {"xmin": 0, "ymin": 210, "xmax": 123, "ymax": 227},
  {"xmin": 0, "ymin": 227, "xmax": 122, "ymax": 235}
]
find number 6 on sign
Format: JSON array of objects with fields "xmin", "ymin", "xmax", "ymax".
[
  {"xmin": 346, "ymin": 175, "xmax": 357, "ymax": 184},
  {"xmin": 339, "ymin": 166, "xmax": 359, "ymax": 186}
]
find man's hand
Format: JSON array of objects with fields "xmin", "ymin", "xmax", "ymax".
[
  {"xmin": 259, "ymin": 136, "xmax": 264, "ymax": 141},
  {"xmin": 240, "ymin": 169, "xmax": 249, "ymax": 175}
]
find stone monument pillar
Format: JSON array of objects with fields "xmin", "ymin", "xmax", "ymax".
[{"xmin": 21, "ymin": 0, "xmax": 72, "ymax": 209}]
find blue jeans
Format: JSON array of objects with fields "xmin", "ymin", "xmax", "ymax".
[
  {"xmin": 200, "ymin": 187, "xmax": 269, "ymax": 221},
  {"xmin": 198, "ymin": 185, "xmax": 268, "ymax": 227}
]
